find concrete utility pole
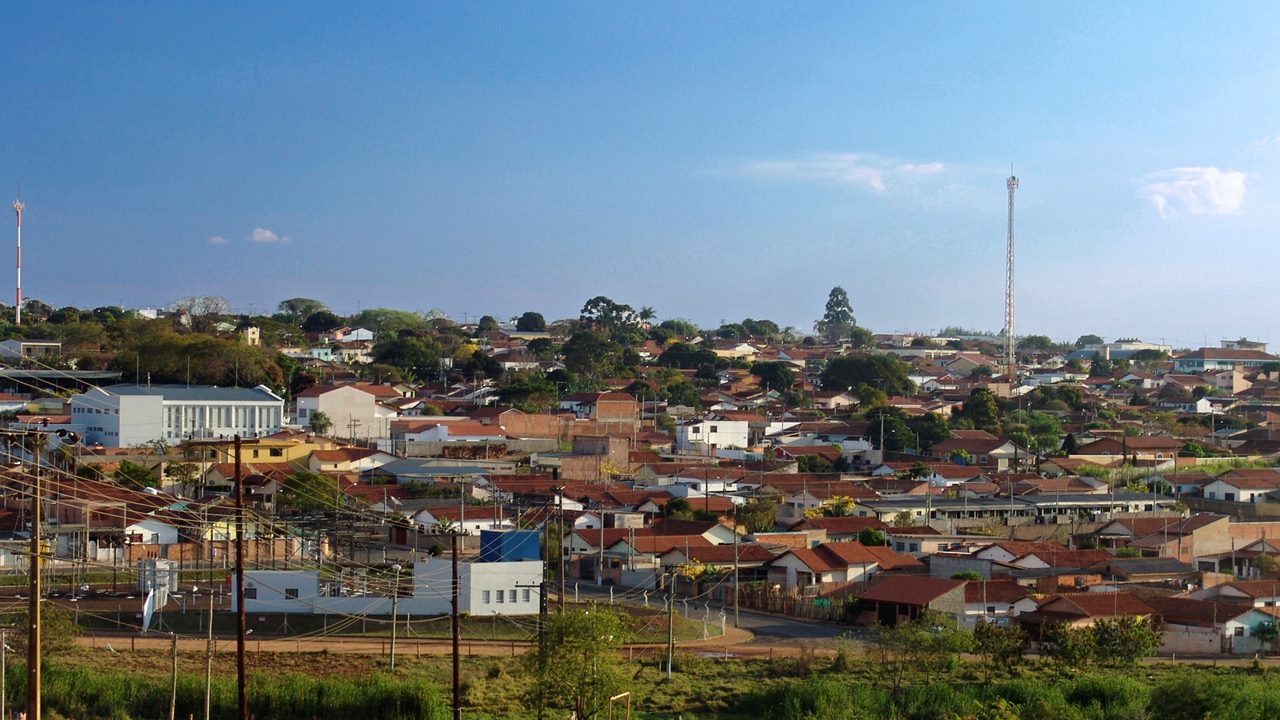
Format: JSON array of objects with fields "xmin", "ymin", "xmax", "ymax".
[
  {"xmin": 234, "ymin": 435, "xmax": 248, "ymax": 720},
  {"xmin": 28, "ymin": 432, "xmax": 43, "ymax": 720},
  {"xmin": 389, "ymin": 563, "xmax": 402, "ymax": 672},
  {"xmin": 665, "ymin": 569, "xmax": 676, "ymax": 679},
  {"xmin": 450, "ymin": 532, "xmax": 461, "ymax": 720}
]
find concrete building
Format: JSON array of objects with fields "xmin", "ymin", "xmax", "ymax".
[
  {"xmin": 70, "ymin": 384, "xmax": 285, "ymax": 447},
  {"xmin": 295, "ymin": 384, "xmax": 400, "ymax": 441},
  {"xmin": 236, "ymin": 559, "xmax": 543, "ymax": 616}
]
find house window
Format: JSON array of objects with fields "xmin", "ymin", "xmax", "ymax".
[
  {"xmin": 1235, "ymin": 626, "xmax": 1245, "ymax": 637},
  {"xmin": 285, "ymin": 588, "xmax": 299, "ymax": 600},
  {"xmin": 252, "ymin": 450, "xmax": 260, "ymax": 459},
  {"xmin": 523, "ymin": 589, "xmax": 531, "ymax": 603},
  {"xmin": 270, "ymin": 449, "xmax": 283, "ymax": 457},
  {"xmin": 245, "ymin": 588, "xmax": 258, "ymax": 600},
  {"xmin": 1226, "ymin": 493, "xmax": 1236, "ymax": 502},
  {"xmin": 710, "ymin": 425, "xmax": 718, "ymax": 433},
  {"xmin": 691, "ymin": 427, "xmax": 700, "ymax": 435},
  {"xmin": 987, "ymin": 606, "xmax": 996, "ymax": 614},
  {"xmin": 496, "ymin": 590, "xmax": 505, "ymax": 603},
  {"xmin": 482, "ymin": 591, "xmax": 491, "ymax": 604},
  {"xmin": 509, "ymin": 589, "xmax": 517, "ymax": 603}
]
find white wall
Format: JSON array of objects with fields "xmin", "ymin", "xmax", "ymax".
[{"xmin": 239, "ymin": 561, "xmax": 544, "ymax": 616}]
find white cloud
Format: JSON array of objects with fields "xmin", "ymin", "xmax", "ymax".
[
  {"xmin": 207, "ymin": 235, "xmax": 228, "ymax": 246},
  {"xmin": 741, "ymin": 153, "xmax": 947, "ymax": 193},
  {"xmin": 248, "ymin": 227, "xmax": 289, "ymax": 244},
  {"xmin": 1253, "ymin": 135, "xmax": 1280, "ymax": 147},
  {"xmin": 898, "ymin": 162, "xmax": 945, "ymax": 175},
  {"xmin": 1139, "ymin": 167, "xmax": 1246, "ymax": 219},
  {"xmin": 744, "ymin": 154, "xmax": 883, "ymax": 191}
]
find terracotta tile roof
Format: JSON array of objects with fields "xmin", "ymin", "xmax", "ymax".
[
  {"xmin": 1037, "ymin": 592, "xmax": 1154, "ymax": 618},
  {"xmin": 1142, "ymin": 596, "xmax": 1254, "ymax": 627},
  {"xmin": 858, "ymin": 575, "xmax": 965, "ymax": 605},
  {"xmin": 664, "ymin": 544, "xmax": 777, "ymax": 564},
  {"xmin": 965, "ymin": 580, "xmax": 1030, "ymax": 604},
  {"xmin": 787, "ymin": 516, "xmax": 886, "ymax": 535}
]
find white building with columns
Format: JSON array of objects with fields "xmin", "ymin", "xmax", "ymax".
[{"xmin": 70, "ymin": 384, "xmax": 285, "ymax": 447}]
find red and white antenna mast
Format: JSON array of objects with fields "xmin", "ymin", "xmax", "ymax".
[{"xmin": 12, "ymin": 197, "xmax": 22, "ymax": 326}]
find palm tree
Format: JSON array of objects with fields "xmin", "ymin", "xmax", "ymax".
[{"xmin": 308, "ymin": 410, "xmax": 333, "ymax": 436}]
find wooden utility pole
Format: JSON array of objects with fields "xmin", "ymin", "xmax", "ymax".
[
  {"xmin": 234, "ymin": 435, "xmax": 248, "ymax": 720},
  {"xmin": 1, "ymin": 627, "xmax": 7, "ymax": 720},
  {"xmin": 28, "ymin": 434, "xmax": 42, "ymax": 720},
  {"xmin": 450, "ymin": 531, "xmax": 461, "ymax": 720}
]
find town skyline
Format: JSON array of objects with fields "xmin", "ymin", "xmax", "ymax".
[{"xmin": 4, "ymin": 4, "xmax": 1280, "ymax": 346}]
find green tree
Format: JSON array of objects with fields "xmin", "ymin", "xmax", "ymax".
[
  {"xmin": 973, "ymin": 621, "xmax": 1028, "ymax": 674},
  {"xmin": 815, "ymin": 286, "xmax": 856, "ymax": 341},
  {"xmin": 114, "ymin": 460, "xmax": 158, "ymax": 489},
  {"xmin": 658, "ymin": 342, "xmax": 719, "ymax": 370},
  {"xmin": 821, "ymin": 353, "xmax": 914, "ymax": 396},
  {"xmin": 1018, "ymin": 335, "xmax": 1057, "ymax": 351},
  {"xmin": 1092, "ymin": 616, "xmax": 1162, "ymax": 665},
  {"xmin": 664, "ymin": 497, "xmax": 695, "ymax": 521},
  {"xmin": 907, "ymin": 412, "xmax": 951, "ymax": 450},
  {"xmin": 1254, "ymin": 620, "xmax": 1280, "ymax": 655},
  {"xmin": 515, "ymin": 311, "xmax": 546, "ymax": 332},
  {"xmin": 562, "ymin": 330, "xmax": 622, "ymax": 377},
  {"xmin": 302, "ymin": 310, "xmax": 342, "ymax": 333},
  {"xmin": 750, "ymin": 361, "xmax": 795, "ymax": 391},
  {"xmin": 1041, "ymin": 622, "xmax": 1096, "ymax": 667},
  {"xmin": 525, "ymin": 608, "xmax": 633, "ymax": 720},
  {"xmin": 277, "ymin": 470, "xmax": 340, "ymax": 512},
  {"xmin": 308, "ymin": 410, "xmax": 334, "ymax": 436},
  {"xmin": 858, "ymin": 527, "xmax": 887, "ymax": 546},
  {"xmin": 476, "ymin": 315, "xmax": 500, "ymax": 332},
  {"xmin": 10, "ymin": 604, "xmax": 81, "ymax": 658},
  {"xmin": 371, "ymin": 334, "xmax": 441, "ymax": 374},
  {"xmin": 657, "ymin": 318, "xmax": 699, "ymax": 339},
  {"xmin": 497, "ymin": 371, "xmax": 559, "ymax": 412},
  {"xmin": 1074, "ymin": 334, "xmax": 1104, "ymax": 347},
  {"xmin": 736, "ymin": 497, "xmax": 778, "ymax": 533},
  {"xmin": 275, "ymin": 298, "xmax": 329, "ymax": 326},
  {"xmin": 960, "ymin": 388, "xmax": 1000, "ymax": 430}
]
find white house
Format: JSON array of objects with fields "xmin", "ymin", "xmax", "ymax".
[
  {"xmin": 70, "ymin": 384, "xmax": 285, "ymax": 447},
  {"xmin": 675, "ymin": 419, "xmax": 749, "ymax": 455},
  {"xmin": 295, "ymin": 384, "xmax": 400, "ymax": 441},
  {"xmin": 1202, "ymin": 472, "xmax": 1280, "ymax": 504}
]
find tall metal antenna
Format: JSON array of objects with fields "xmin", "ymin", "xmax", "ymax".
[
  {"xmin": 1004, "ymin": 172, "xmax": 1019, "ymax": 375},
  {"xmin": 12, "ymin": 196, "xmax": 22, "ymax": 326}
]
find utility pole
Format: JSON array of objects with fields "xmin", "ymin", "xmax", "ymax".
[
  {"xmin": 28, "ymin": 431, "xmax": 43, "ymax": 720},
  {"xmin": 2, "ymin": 627, "xmax": 6, "ymax": 720},
  {"xmin": 389, "ymin": 563, "xmax": 402, "ymax": 672},
  {"xmin": 204, "ymin": 591, "xmax": 214, "ymax": 720},
  {"xmin": 168, "ymin": 633, "xmax": 178, "ymax": 720},
  {"xmin": 732, "ymin": 506, "xmax": 740, "ymax": 628},
  {"xmin": 450, "ymin": 531, "xmax": 461, "ymax": 720},
  {"xmin": 557, "ymin": 488, "xmax": 566, "ymax": 611},
  {"xmin": 234, "ymin": 435, "xmax": 248, "ymax": 720},
  {"xmin": 665, "ymin": 569, "xmax": 675, "ymax": 679}
]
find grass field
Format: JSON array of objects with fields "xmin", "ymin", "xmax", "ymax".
[{"xmin": 24, "ymin": 642, "xmax": 1280, "ymax": 719}]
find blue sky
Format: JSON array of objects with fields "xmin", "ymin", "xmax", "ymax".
[{"xmin": 2, "ymin": 3, "xmax": 1279, "ymax": 348}]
